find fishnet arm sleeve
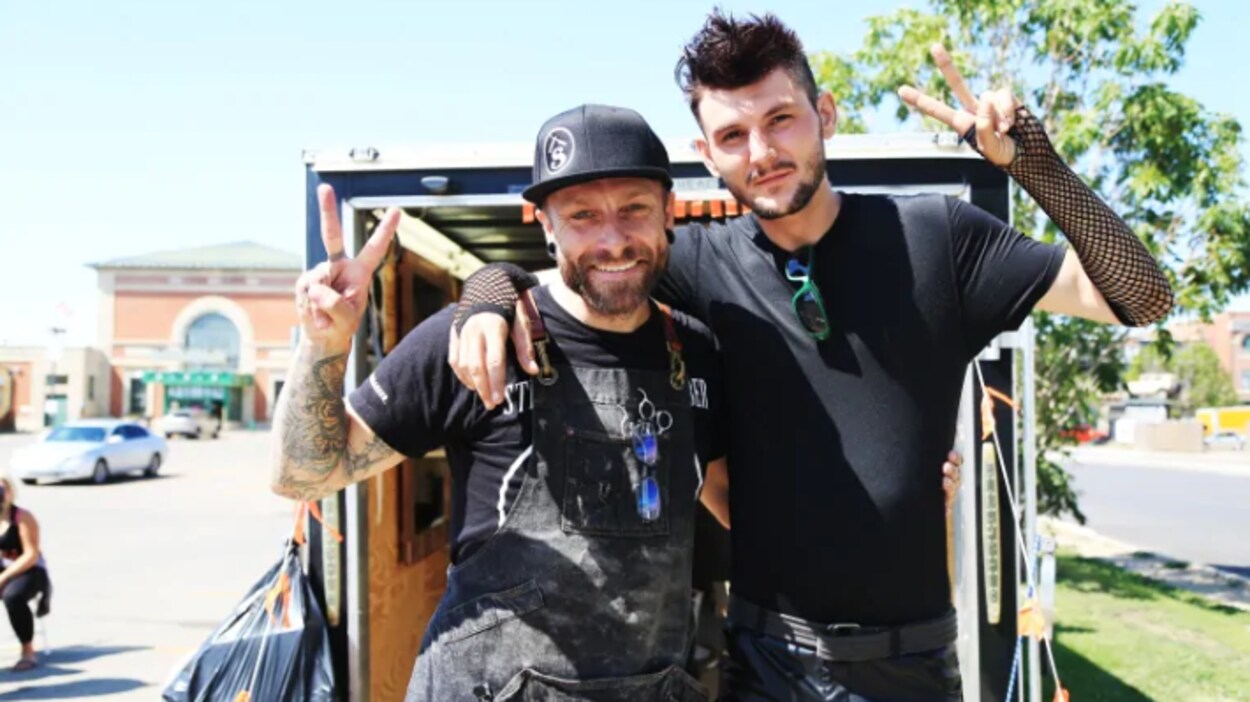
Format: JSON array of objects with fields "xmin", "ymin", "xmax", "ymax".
[
  {"xmin": 451, "ymin": 263, "xmax": 540, "ymax": 333},
  {"xmin": 970, "ymin": 107, "xmax": 1174, "ymax": 326}
]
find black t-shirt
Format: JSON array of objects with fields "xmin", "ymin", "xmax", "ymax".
[
  {"xmin": 349, "ymin": 285, "xmax": 725, "ymax": 564},
  {"xmin": 656, "ymin": 193, "xmax": 1065, "ymax": 625}
]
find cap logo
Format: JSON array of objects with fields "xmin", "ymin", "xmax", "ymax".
[{"xmin": 544, "ymin": 127, "xmax": 575, "ymax": 174}]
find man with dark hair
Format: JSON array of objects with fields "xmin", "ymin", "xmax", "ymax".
[
  {"xmin": 675, "ymin": 11, "xmax": 821, "ymax": 118},
  {"xmin": 450, "ymin": 10, "xmax": 1172, "ymax": 701}
]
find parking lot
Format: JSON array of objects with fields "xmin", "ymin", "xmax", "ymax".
[{"xmin": 0, "ymin": 429, "xmax": 293, "ymax": 699}]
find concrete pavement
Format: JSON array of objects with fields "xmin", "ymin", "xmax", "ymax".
[
  {"xmin": 1042, "ymin": 517, "xmax": 1250, "ymax": 612},
  {"xmin": 1064, "ymin": 444, "xmax": 1250, "ymax": 476},
  {"xmin": 1063, "ymin": 445, "xmax": 1250, "ymax": 578},
  {"xmin": 0, "ymin": 429, "xmax": 293, "ymax": 699}
]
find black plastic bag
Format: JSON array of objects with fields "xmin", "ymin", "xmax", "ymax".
[{"xmin": 163, "ymin": 541, "xmax": 335, "ymax": 702}]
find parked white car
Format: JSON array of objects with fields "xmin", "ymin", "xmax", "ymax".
[
  {"xmin": 158, "ymin": 409, "xmax": 219, "ymax": 439},
  {"xmin": 1204, "ymin": 430, "xmax": 1246, "ymax": 451},
  {"xmin": 9, "ymin": 420, "xmax": 168, "ymax": 485}
]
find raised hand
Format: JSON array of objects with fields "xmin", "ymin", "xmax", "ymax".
[
  {"xmin": 295, "ymin": 184, "xmax": 401, "ymax": 354},
  {"xmin": 898, "ymin": 44, "xmax": 1019, "ymax": 167}
]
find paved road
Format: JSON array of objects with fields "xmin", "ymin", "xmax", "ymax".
[
  {"xmin": 2, "ymin": 433, "xmax": 1244, "ymax": 697},
  {"xmin": 0, "ymin": 429, "xmax": 292, "ymax": 699},
  {"xmin": 1066, "ymin": 448, "xmax": 1250, "ymax": 579}
]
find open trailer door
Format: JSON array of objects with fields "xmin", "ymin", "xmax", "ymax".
[{"xmin": 303, "ymin": 132, "xmax": 1046, "ymax": 701}]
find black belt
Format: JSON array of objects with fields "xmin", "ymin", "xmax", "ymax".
[{"xmin": 728, "ymin": 595, "xmax": 958, "ymax": 662}]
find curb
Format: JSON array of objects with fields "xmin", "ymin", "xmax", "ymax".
[{"xmin": 1040, "ymin": 517, "xmax": 1250, "ymax": 612}]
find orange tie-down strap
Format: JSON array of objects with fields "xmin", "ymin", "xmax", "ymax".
[
  {"xmin": 1019, "ymin": 596, "xmax": 1070, "ymax": 700},
  {"xmin": 266, "ymin": 499, "xmax": 346, "ymax": 631},
  {"xmin": 1017, "ymin": 596, "xmax": 1046, "ymax": 641},
  {"xmin": 264, "ymin": 570, "xmax": 293, "ymax": 629},
  {"xmin": 291, "ymin": 500, "xmax": 345, "ymax": 546},
  {"xmin": 980, "ymin": 385, "xmax": 1019, "ymax": 440}
]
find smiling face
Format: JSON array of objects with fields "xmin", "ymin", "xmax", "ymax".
[
  {"xmin": 694, "ymin": 68, "xmax": 836, "ymax": 221},
  {"xmin": 537, "ymin": 177, "xmax": 674, "ymax": 319}
]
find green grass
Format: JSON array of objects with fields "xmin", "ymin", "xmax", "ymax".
[{"xmin": 1042, "ymin": 554, "xmax": 1250, "ymax": 701}]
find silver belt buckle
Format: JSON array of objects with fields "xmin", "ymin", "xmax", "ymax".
[
  {"xmin": 826, "ymin": 622, "xmax": 862, "ymax": 636},
  {"xmin": 815, "ymin": 622, "xmax": 862, "ymax": 661}
]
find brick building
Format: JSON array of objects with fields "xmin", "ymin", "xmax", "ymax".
[
  {"xmin": 93, "ymin": 241, "xmax": 300, "ymax": 426},
  {"xmin": 1168, "ymin": 311, "xmax": 1250, "ymax": 400},
  {"xmin": 0, "ymin": 346, "xmax": 111, "ymax": 432}
]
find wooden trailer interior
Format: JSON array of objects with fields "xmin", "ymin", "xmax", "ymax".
[{"xmin": 363, "ymin": 221, "xmax": 464, "ymax": 699}]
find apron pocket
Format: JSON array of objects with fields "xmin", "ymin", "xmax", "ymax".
[
  {"xmin": 495, "ymin": 664, "xmax": 706, "ymax": 702},
  {"xmin": 562, "ymin": 429, "xmax": 670, "ymax": 538},
  {"xmin": 439, "ymin": 579, "xmax": 545, "ymax": 644}
]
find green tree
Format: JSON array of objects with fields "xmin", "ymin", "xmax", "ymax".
[
  {"xmin": 812, "ymin": 0, "xmax": 1250, "ymax": 522},
  {"xmin": 1129, "ymin": 341, "xmax": 1238, "ymax": 413}
]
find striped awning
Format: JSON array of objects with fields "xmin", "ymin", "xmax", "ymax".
[{"xmin": 521, "ymin": 196, "xmax": 748, "ymax": 224}]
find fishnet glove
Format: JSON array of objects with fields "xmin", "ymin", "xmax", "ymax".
[
  {"xmin": 969, "ymin": 107, "xmax": 1174, "ymax": 326},
  {"xmin": 452, "ymin": 263, "xmax": 540, "ymax": 333}
]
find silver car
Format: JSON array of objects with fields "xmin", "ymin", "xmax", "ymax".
[
  {"xmin": 157, "ymin": 409, "xmax": 219, "ymax": 439},
  {"xmin": 1204, "ymin": 430, "xmax": 1246, "ymax": 451},
  {"xmin": 9, "ymin": 419, "xmax": 169, "ymax": 485}
]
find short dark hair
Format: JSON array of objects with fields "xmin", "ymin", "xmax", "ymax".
[{"xmin": 675, "ymin": 9, "xmax": 820, "ymax": 125}]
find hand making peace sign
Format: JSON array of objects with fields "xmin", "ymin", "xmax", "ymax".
[
  {"xmin": 898, "ymin": 44, "xmax": 1020, "ymax": 167},
  {"xmin": 294, "ymin": 184, "xmax": 401, "ymax": 354}
]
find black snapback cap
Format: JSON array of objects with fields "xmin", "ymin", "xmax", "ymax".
[{"xmin": 522, "ymin": 104, "xmax": 672, "ymax": 205}]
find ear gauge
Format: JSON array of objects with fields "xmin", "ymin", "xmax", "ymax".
[{"xmin": 546, "ymin": 241, "xmax": 558, "ymax": 259}]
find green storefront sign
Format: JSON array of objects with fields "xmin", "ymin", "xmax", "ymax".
[
  {"xmin": 141, "ymin": 371, "xmax": 253, "ymax": 387},
  {"xmin": 142, "ymin": 370, "xmax": 253, "ymax": 421}
]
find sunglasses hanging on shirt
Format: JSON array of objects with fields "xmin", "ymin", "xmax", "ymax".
[{"xmin": 785, "ymin": 247, "xmax": 831, "ymax": 341}]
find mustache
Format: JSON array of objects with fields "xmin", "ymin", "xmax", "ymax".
[
  {"xmin": 747, "ymin": 160, "xmax": 798, "ymax": 185},
  {"xmin": 578, "ymin": 246, "xmax": 652, "ymax": 268}
]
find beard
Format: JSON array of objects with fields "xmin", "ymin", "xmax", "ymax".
[
  {"xmin": 559, "ymin": 242, "xmax": 668, "ymax": 317},
  {"xmin": 727, "ymin": 141, "xmax": 828, "ymax": 221}
]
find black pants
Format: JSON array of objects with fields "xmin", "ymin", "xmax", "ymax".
[
  {"xmin": 719, "ymin": 624, "xmax": 963, "ymax": 701},
  {"xmin": 2, "ymin": 566, "xmax": 48, "ymax": 645}
]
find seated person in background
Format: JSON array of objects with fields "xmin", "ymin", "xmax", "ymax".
[{"xmin": 0, "ymin": 474, "xmax": 51, "ymax": 672}]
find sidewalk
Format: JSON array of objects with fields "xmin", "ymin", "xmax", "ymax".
[
  {"xmin": 1041, "ymin": 516, "xmax": 1250, "ymax": 612},
  {"xmin": 1060, "ymin": 444, "xmax": 1250, "ymax": 477}
]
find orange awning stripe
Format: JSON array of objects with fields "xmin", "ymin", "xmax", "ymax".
[{"xmin": 513, "ymin": 198, "xmax": 749, "ymax": 222}]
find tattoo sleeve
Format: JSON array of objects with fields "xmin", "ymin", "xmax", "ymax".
[{"xmin": 270, "ymin": 343, "xmax": 398, "ymax": 501}]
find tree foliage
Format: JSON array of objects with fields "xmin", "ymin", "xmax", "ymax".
[
  {"xmin": 1129, "ymin": 340, "xmax": 1239, "ymax": 413},
  {"xmin": 813, "ymin": 0, "xmax": 1250, "ymax": 521}
]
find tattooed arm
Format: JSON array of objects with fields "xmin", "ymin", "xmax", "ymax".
[
  {"xmin": 269, "ymin": 341, "xmax": 405, "ymax": 501},
  {"xmin": 271, "ymin": 183, "xmax": 404, "ymax": 502}
]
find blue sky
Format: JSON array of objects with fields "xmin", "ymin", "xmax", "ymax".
[{"xmin": 2, "ymin": 0, "xmax": 1246, "ymax": 346}]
